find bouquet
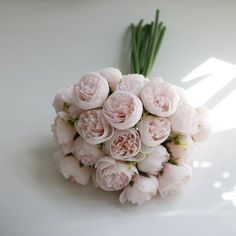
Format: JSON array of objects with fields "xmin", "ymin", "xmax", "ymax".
[{"xmin": 51, "ymin": 10, "xmax": 211, "ymax": 205}]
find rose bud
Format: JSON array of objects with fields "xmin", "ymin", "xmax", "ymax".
[
  {"xmin": 95, "ymin": 157, "xmax": 137, "ymax": 191},
  {"xmin": 102, "ymin": 91, "xmax": 143, "ymax": 130},
  {"xmin": 158, "ymin": 162, "xmax": 192, "ymax": 197},
  {"xmin": 53, "ymin": 86, "xmax": 83, "ymax": 119},
  {"xmin": 52, "ymin": 86, "xmax": 73, "ymax": 113},
  {"xmin": 73, "ymin": 72, "xmax": 109, "ymax": 110},
  {"xmin": 137, "ymin": 145, "xmax": 170, "ymax": 175},
  {"xmin": 140, "ymin": 81, "xmax": 179, "ymax": 117},
  {"xmin": 166, "ymin": 135, "xmax": 196, "ymax": 162},
  {"xmin": 104, "ymin": 129, "xmax": 142, "ymax": 161},
  {"xmin": 119, "ymin": 175, "xmax": 158, "ymax": 205},
  {"xmin": 98, "ymin": 67, "xmax": 122, "ymax": 91},
  {"xmin": 115, "ymin": 74, "xmax": 148, "ymax": 96},
  {"xmin": 72, "ymin": 137, "xmax": 104, "ymax": 165},
  {"xmin": 53, "ymin": 151, "xmax": 90, "ymax": 185},
  {"xmin": 138, "ymin": 115, "xmax": 171, "ymax": 147},
  {"xmin": 192, "ymin": 121, "xmax": 212, "ymax": 143},
  {"xmin": 51, "ymin": 115, "xmax": 76, "ymax": 145},
  {"xmin": 75, "ymin": 109, "xmax": 114, "ymax": 145}
]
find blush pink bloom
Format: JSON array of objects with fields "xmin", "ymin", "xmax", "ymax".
[
  {"xmin": 67, "ymin": 104, "xmax": 83, "ymax": 119},
  {"xmin": 72, "ymin": 137, "xmax": 104, "ymax": 165},
  {"xmin": 168, "ymin": 102, "xmax": 199, "ymax": 135},
  {"xmin": 158, "ymin": 162, "xmax": 192, "ymax": 197},
  {"xmin": 168, "ymin": 86, "xmax": 199, "ymax": 135},
  {"xmin": 98, "ymin": 67, "xmax": 122, "ymax": 91},
  {"xmin": 104, "ymin": 129, "xmax": 142, "ymax": 161},
  {"xmin": 73, "ymin": 72, "xmax": 109, "ymax": 110},
  {"xmin": 140, "ymin": 81, "xmax": 179, "ymax": 117},
  {"xmin": 53, "ymin": 151, "xmax": 90, "ymax": 185},
  {"xmin": 115, "ymin": 74, "xmax": 148, "ymax": 96},
  {"xmin": 119, "ymin": 175, "xmax": 158, "ymax": 205},
  {"xmin": 192, "ymin": 121, "xmax": 212, "ymax": 143},
  {"xmin": 52, "ymin": 86, "xmax": 73, "ymax": 113},
  {"xmin": 102, "ymin": 91, "xmax": 143, "ymax": 130},
  {"xmin": 95, "ymin": 157, "xmax": 138, "ymax": 191},
  {"xmin": 166, "ymin": 135, "xmax": 196, "ymax": 162},
  {"xmin": 138, "ymin": 115, "xmax": 171, "ymax": 147},
  {"xmin": 75, "ymin": 109, "xmax": 114, "ymax": 145},
  {"xmin": 138, "ymin": 145, "xmax": 170, "ymax": 175},
  {"xmin": 53, "ymin": 86, "xmax": 82, "ymax": 119},
  {"xmin": 61, "ymin": 142, "xmax": 74, "ymax": 155},
  {"xmin": 51, "ymin": 115, "xmax": 76, "ymax": 145},
  {"xmin": 196, "ymin": 106, "xmax": 210, "ymax": 122}
]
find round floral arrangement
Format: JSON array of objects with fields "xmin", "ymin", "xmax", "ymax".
[{"xmin": 51, "ymin": 10, "xmax": 211, "ymax": 205}]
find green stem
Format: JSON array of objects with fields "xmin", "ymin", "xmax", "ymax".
[
  {"xmin": 130, "ymin": 9, "xmax": 166, "ymax": 77},
  {"xmin": 131, "ymin": 24, "xmax": 140, "ymax": 74}
]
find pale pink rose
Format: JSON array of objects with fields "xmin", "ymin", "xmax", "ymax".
[
  {"xmin": 98, "ymin": 67, "xmax": 122, "ymax": 91},
  {"xmin": 140, "ymin": 144, "xmax": 154, "ymax": 155},
  {"xmin": 192, "ymin": 121, "xmax": 212, "ymax": 143},
  {"xmin": 196, "ymin": 106, "xmax": 210, "ymax": 122},
  {"xmin": 61, "ymin": 142, "xmax": 74, "ymax": 155},
  {"xmin": 138, "ymin": 115, "xmax": 171, "ymax": 147},
  {"xmin": 67, "ymin": 104, "xmax": 83, "ymax": 119},
  {"xmin": 52, "ymin": 86, "xmax": 73, "ymax": 113},
  {"xmin": 166, "ymin": 135, "xmax": 196, "ymax": 162},
  {"xmin": 115, "ymin": 74, "xmax": 148, "ymax": 96},
  {"xmin": 95, "ymin": 157, "xmax": 138, "ymax": 191},
  {"xmin": 102, "ymin": 91, "xmax": 143, "ymax": 130},
  {"xmin": 51, "ymin": 115, "xmax": 76, "ymax": 145},
  {"xmin": 168, "ymin": 102, "xmax": 199, "ymax": 135},
  {"xmin": 140, "ymin": 81, "xmax": 179, "ymax": 117},
  {"xmin": 104, "ymin": 129, "xmax": 142, "ymax": 161},
  {"xmin": 119, "ymin": 175, "xmax": 158, "ymax": 205},
  {"xmin": 75, "ymin": 109, "xmax": 114, "ymax": 145},
  {"xmin": 53, "ymin": 151, "xmax": 90, "ymax": 185},
  {"xmin": 73, "ymin": 72, "xmax": 109, "ymax": 110},
  {"xmin": 158, "ymin": 162, "xmax": 192, "ymax": 197},
  {"xmin": 72, "ymin": 137, "xmax": 104, "ymax": 165},
  {"xmin": 138, "ymin": 145, "xmax": 170, "ymax": 175},
  {"xmin": 151, "ymin": 76, "xmax": 164, "ymax": 83}
]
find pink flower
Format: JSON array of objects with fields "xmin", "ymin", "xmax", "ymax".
[
  {"xmin": 75, "ymin": 109, "xmax": 114, "ymax": 145},
  {"xmin": 95, "ymin": 157, "xmax": 137, "ymax": 191},
  {"xmin": 52, "ymin": 86, "xmax": 73, "ymax": 113},
  {"xmin": 119, "ymin": 175, "xmax": 158, "ymax": 205},
  {"xmin": 61, "ymin": 142, "xmax": 74, "ymax": 155},
  {"xmin": 115, "ymin": 74, "xmax": 147, "ymax": 96},
  {"xmin": 192, "ymin": 121, "xmax": 212, "ymax": 143},
  {"xmin": 73, "ymin": 72, "xmax": 109, "ymax": 110},
  {"xmin": 168, "ymin": 102, "xmax": 199, "ymax": 135},
  {"xmin": 104, "ymin": 129, "xmax": 142, "ymax": 161},
  {"xmin": 140, "ymin": 81, "xmax": 179, "ymax": 117},
  {"xmin": 72, "ymin": 137, "xmax": 104, "ymax": 165},
  {"xmin": 168, "ymin": 87, "xmax": 200, "ymax": 135},
  {"xmin": 166, "ymin": 135, "xmax": 196, "ymax": 162},
  {"xmin": 196, "ymin": 106, "xmax": 210, "ymax": 121},
  {"xmin": 137, "ymin": 145, "xmax": 170, "ymax": 175},
  {"xmin": 102, "ymin": 91, "xmax": 143, "ymax": 130},
  {"xmin": 51, "ymin": 115, "xmax": 76, "ymax": 145},
  {"xmin": 67, "ymin": 104, "xmax": 83, "ymax": 119},
  {"xmin": 138, "ymin": 115, "xmax": 171, "ymax": 147},
  {"xmin": 98, "ymin": 67, "xmax": 122, "ymax": 91},
  {"xmin": 53, "ymin": 151, "xmax": 90, "ymax": 185},
  {"xmin": 158, "ymin": 162, "xmax": 192, "ymax": 197}
]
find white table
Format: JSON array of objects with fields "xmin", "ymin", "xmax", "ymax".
[{"xmin": 1, "ymin": 1, "xmax": 236, "ymax": 235}]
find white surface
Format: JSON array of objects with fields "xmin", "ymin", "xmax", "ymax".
[{"xmin": 1, "ymin": 1, "xmax": 236, "ymax": 235}]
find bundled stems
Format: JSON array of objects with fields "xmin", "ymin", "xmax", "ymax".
[{"xmin": 130, "ymin": 9, "xmax": 166, "ymax": 78}]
